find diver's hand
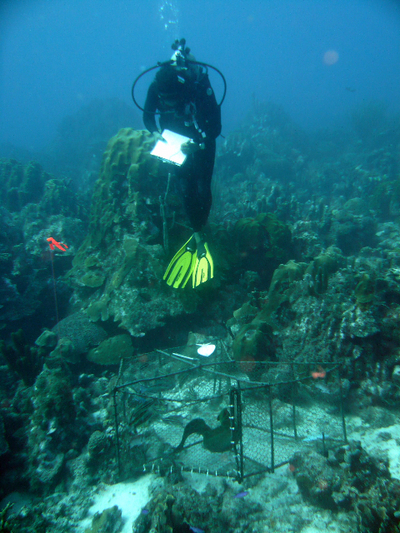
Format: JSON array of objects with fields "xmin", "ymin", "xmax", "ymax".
[
  {"xmin": 181, "ymin": 140, "xmax": 201, "ymax": 155},
  {"xmin": 153, "ymin": 131, "xmax": 166, "ymax": 143}
]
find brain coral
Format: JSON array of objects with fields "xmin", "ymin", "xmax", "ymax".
[{"xmin": 52, "ymin": 311, "xmax": 108, "ymax": 360}]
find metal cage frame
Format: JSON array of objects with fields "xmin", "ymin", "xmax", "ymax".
[{"xmin": 112, "ymin": 348, "xmax": 347, "ymax": 483}]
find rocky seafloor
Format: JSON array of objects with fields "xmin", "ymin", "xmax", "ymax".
[{"xmin": 1, "ymin": 99, "xmax": 400, "ymax": 532}]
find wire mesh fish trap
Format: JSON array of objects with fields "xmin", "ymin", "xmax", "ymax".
[{"xmin": 112, "ymin": 345, "xmax": 347, "ymax": 482}]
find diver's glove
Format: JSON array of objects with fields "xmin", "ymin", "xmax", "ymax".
[
  {"xmin": 152, "ymin": 131, "xmax": 166, "ymax": 144},
  {"xmin": 181, "ymin": 140, "xmax": 204, "ymax": 155}
]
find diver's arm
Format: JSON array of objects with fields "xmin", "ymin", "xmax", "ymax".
[
  {"xmin": 206, "ymin": 103, "xmax": 222, "ymax": 140},
  {"xmin": 143, "ymin": 82, "xmax": 160, "ymax": 133},
  {"xmin": 200, "ymin": 75, "xmax": 222, "ymax": 140}
]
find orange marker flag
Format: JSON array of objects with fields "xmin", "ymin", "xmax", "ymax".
[{"xmin": 47, "ymin": 237, "xmax": 68, "ymax": 252}]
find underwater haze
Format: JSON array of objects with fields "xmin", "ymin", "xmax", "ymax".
[
  {"xmin": 4, "ymin": 2, "xmax": 400, "ymax": 532},
  {"xmin": 1, "ymin": 0, "xmax": 400, "ymax": 152}
]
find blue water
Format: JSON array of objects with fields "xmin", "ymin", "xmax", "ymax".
[{"xmin": 1, "ymin": 0, "xmax": 400, "ymax": 152}]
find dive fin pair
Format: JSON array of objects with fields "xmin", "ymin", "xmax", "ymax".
[{"xmin": 163, "ymin": 234, "xmax": 214, "ymax": 289}]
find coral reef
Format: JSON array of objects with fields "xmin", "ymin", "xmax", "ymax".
[
  {"xmin": 0, "ymin": 414, "xmax": 8, "ymax": 457},
  {"xmin": 0, "ymin": 160, "xmax": 47, "ymax": 212},
  {"xmin": 49, "ymin": 311, "xmax": 108, "ymax": 364},
  {"xmin": 292, "ymin": 441, "xmax": 400, "ymax": 532},
  {"xmin": 0, "ymin": 159, "xmax": 86, "ymax": 340},
  {"xmin": 45, "ymin": 98, "xmax": 141, "ymax": 186},
  {"xmin": 0, "ymin": 329, "xmax": 44, "ymax": 386},
  {"xmin": 2, "ymin": 95, "xmax": 400, "ymax": 533},
  {"xmin": 231, "ymin": 212, "xmax": 293, "ymax": 280},
  {"xmin": 232, "ymin": 320, "xmax": 276, "ymax": 372},
  {"xmin": 24, "ymin": 366, "xmax": 79, "ymax": 493},
  {"xmin": 133, "ymin": 484, "xmax": 229, "ymax": 533},
  {"xmin": 305, "ymin": 246, "xmax": 345, "ymax": 296},
  {"xmin": 84, "ymin": 505, "xmax": 123, "ymax": 533}
]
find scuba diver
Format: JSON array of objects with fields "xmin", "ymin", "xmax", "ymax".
[{"xmin": 138, "ymin": 38, "xmax": 223, "ymax": 288}]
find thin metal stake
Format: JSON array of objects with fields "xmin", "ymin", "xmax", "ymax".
[
  {"xmin": 291, "ymin": 363, "xmax": 298, "ymax": 440},
  {"xmin": 338, "ymin": 367, "xmax": 348, "ymax": 442},
  {"xmin": 268, "ymin": 384, "xmax": 275, "ymax": 473},
  {"xmin": 113, "ymin": 388, "xmax": 121, "ymax": 478}
]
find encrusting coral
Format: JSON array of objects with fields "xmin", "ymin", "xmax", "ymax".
[{"xmin": 0, "ymin": 330, "xmax": 44, "ymax": 386}]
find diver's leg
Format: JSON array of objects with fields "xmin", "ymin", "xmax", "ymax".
[{"xmin": 180, "ymin": 142, "xmax": 216, "ymax": 232}]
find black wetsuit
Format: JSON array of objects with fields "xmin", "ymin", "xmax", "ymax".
[{"xmin": 143, "ymin": 69, "xmax": 221, "ymax": 232}]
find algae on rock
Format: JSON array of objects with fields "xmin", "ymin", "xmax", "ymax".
[
  {"xmin": 305, "ymin": 246, "xmax": 345, "ymax": 296},
  {"xmin": 233, "ymin": 212, "xmax": 292, "ymax": 262},
  {"xmin": 87, "ymin": 334, "xmax": 133, "ymax": 365}
]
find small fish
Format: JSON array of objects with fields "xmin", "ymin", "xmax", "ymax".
[
  {"xmin": 138, "ymin": 378, "xmax": 175, "ymax": 395},
  {"xmin": 314, "ymin": 382, "xmax": 331, "ymax": 394},
  {"xmin": 162, "ymin": 414, "xmax": 185, "ymax": 426},
  {"xmin": 234, "ymin": 491, "xmax": 249, "ymax": 498},
  {"xmin": 141, "ymin": 509, "xmax": 149, "ymax": 515},
  {"xmin": 129, "ymin": 399, "xmax": 156, "ymax": 428},
  {"xmin": 311, "ymin": 365, "xmax": 326, "ymax": 379},
  {"xmin": 189, "ymin": 527, "xmax": 204, "ymax": 533}
]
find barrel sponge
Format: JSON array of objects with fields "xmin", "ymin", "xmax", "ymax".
[
  {"xmin": 86, "ymin": 128, "xmax": 160, "ymax": 250},
  {"xmin": 67, "ymin": 129, "xmax": 184, "ymax": 337}
]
